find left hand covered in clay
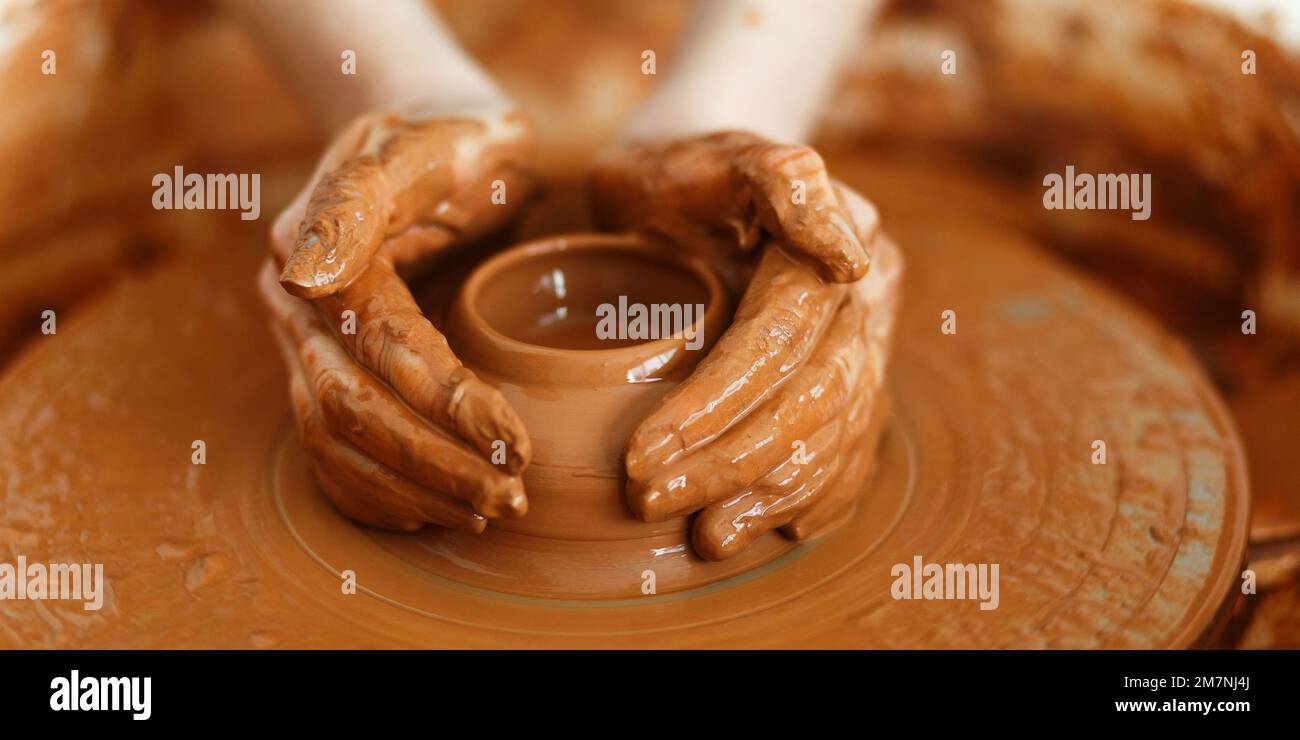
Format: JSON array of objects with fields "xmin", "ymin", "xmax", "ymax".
[
  {"xmin": 589, "ymin": 131, "xmax": 902, "ymax": 560},
  {"xmin": 260, "ymin": 108, "xmax": 537, "ymax": 532}
]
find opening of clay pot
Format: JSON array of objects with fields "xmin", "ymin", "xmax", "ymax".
[
  {"xmin": 474, "ymin": 240, "xmax": 712, "ymax": 351},
  {"xmin": 448, "ymin": 232, "xmax": 728, "ymax": 387}
]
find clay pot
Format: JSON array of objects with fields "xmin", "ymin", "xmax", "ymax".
[
  {"xmin": 447, "ymin": 232, "xmax": 726, "ymax": 538},
  {"xmin": 439, "ymin": 232, "xmax": 800, "ymax": 596}
]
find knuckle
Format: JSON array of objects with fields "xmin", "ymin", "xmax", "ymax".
[
  {"xmin": 355, "ymin": 314, "xmax": 396, "ymax": 358},
  {"xmin": 312, "ymin": 366, "xmax": 348, "ymax": 401},
  {"xmin": 315, "ymin": 383, "xmax": 366, "ymax": 438},
  {"xmin": 760, "ymin": 144, "xmax": 822, "ymax": 174}
]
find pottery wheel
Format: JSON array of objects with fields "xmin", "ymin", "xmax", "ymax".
[{"xmin": 0, "ymin": 208, "xmax": 1248, "ymax": 648}]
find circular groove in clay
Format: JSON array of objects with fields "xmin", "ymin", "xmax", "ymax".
[{"xmin": 0, "ymin": 211, "xmax": 1248, "ymax": 647}]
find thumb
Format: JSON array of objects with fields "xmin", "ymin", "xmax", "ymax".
[{"xmin": 735, "ymin": 143, "xmax": 871, "ymax": 283}]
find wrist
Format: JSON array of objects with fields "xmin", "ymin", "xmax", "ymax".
[
  {"xmin": 619, "ymin": 0, "xmax": 879, "ymax": 145},
  {"xmin": 621, "ymin": 79, "xmax": 809, "ymax": 144},
  {"xmin": 368, "ymin": 42, "xmax": 513, "ymax": 121}
]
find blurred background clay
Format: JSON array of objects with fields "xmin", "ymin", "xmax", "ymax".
[{"xmin": 0, "ymin": 0, "xmax": 1296, "ymax": 645}]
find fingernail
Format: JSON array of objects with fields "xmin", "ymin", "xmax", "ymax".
[
  {"xmin": 500, "ymin": 425, "xmax": 531, "ymax": 474},
  {"xmin": 279, "ymin": 262, "xmax": 335, "ymax": 299},
  {"xmin": 278, "ymin": 277, "xmax": 333, "ymax": 300},
  {"xmin": 459, "ymin": 513, "xmax": 488, "ymax": 535},
  {"xmin": 479, "ymin": 477, "xmax": 527, "ymax": 519},
  {"xmin": 629, "ymin": 486, "xmax": 670, "ymax": 523},
  {"xmin": 829, "ymin": 212, "xmax": 869, "ymax": 281},
  {"xmin": 506, "ymin": 487, "xmax": 528, "ymax": 518},
  {"xmin": 459, "ymin": 381, "xmax": 531, "ymax": 474},
  {"xmin": 278, "ymin": 233, "xmax": 348, "ymax": 298},
  {"xmin": 691, "ymin": 525, "xmax": 738, "ymax": 561}
]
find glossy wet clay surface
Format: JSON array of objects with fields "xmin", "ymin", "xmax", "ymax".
[
  {"xmin": 0, "ymin": 162, "xmax": 1249, "ymax": 647},
  {"xmin": 474, "ymin": 241, "xmax": 713, "ymax": 351}
]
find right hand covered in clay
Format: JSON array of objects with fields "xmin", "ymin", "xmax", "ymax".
[
  {"xmin": 259, "ymin": 108, "xmax": 536, "ymax": 532},
  {"xmin": 590, "ymin": 132, "xmax": 903, "ymax": 560}
]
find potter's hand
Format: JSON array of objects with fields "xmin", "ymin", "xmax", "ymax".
[
  {"xmin": 276, "ymin": 110, "xmax": 535, "ymax": 298},
  {"xmin": 260, "ymin": 110, "xmax": 536, "ymax": 531},
  {"xmin": 588, "ymin": 132, "xmax": 873, "ymax": 283},
  {"xmin": 621, "ymin": 180, "xmax": 902, "ymax": 560}
]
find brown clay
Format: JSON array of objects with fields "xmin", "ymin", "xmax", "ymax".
[
  {"xmin": 260, "ymin": 110, "xmax": 540, "ymax": 531},
  {"xmin": 0, "ymin": 163, "xmax": 1249, "ymax": 643},
  {"xmin": 588, "ymin": 132, "xmax": 873, "ymax": 284},
  {"xmin": 420, "ymin": 229, "xmax": 898, "ymax": 587},
  {"xmin": 277, "ymin": 110, "xmax": 536, "ymax": 299},
  {"xmin": 266, "ymin": 123, "xmax": 892, "ymax": 562},
  {"xmin": 1232, "ymin": 372, "xmax": 1300, "ymax": 543},
  {"xmin": 582, "ymin": 132, "xmax": 893, "ymax": 560},
  {"xmin": 613, "ymin": 180, "xmax": 892, "ymax": 558},
  {"xmin": 0, "ymin": 0, "xmax": 1278, "ymax": 647}
]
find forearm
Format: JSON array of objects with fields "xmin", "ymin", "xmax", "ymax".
[
  {"xmin": 624, "ymin": 0, "xmax": 878, "ymax": 143},
  {"xmin": 222, "ymin": 0, "xmax": 508, "ymax": 132}
]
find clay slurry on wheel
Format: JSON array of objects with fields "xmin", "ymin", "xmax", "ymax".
[{"xmin": 0, "ymin": 173, "xmax": 1247, "ymax": 647}]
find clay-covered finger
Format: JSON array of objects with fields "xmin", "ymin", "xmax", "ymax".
[
  {"xmin": 782, "ymin": 395, "xmax": 892, "ymax": 542},
  {"xmin": 264, "ymin": 259, "xmax": 531, "ymax": 476},
  {"xmin": 310, "ymin": 461, "xmax": 421, "ymax": 532},
  {"xmin": 629, "ymin": 296, "xmax": 867, "ymax": 522},
  {"xmin": 263, "ymin": 264, "xmax": 528, "ymax": 517},
  {"xmin": 317, "ymin": 257, "xmax": 531, "ymax": 474},
  {"xmin": 625, "ymin": 244, "xmax": 846, "ymax": 479},
  {"xmin": 280, "ymin": 113, "xmax": 534, "ymax": 298},
  {"xmin": 285, "ymin": 365, "xmax": 420, "ymax": 531},
  {"xmin": 381, "ymin": 164, "xmax": 535, "ymax": 267},
  {"xmin": 782, "ymin": 239, "xmax": 905, "ymax": 538},
  {"xmin": 829, "ymin": 179, "xmax": 881, "ymax": 249},
  {"xmin": 285, "ymin": 378, "xmax": 421, "ymax": 531},
  {"xmin": 697, "ymin": 348, "xmax": 889, "ymax": 557},
  {"xmin": 735, "ymin": 143, "xmax": 870, "ymax": 283},
  {"xmin": 588, "ymin": 132, "xmax": 760, "ymax": 254},
  {"xmin": 279, "ymin": 155, "xmax": 392, "ymax": 299},
  {"xmin": 270, "ymin": 115, "xmax": 379, "ymax": 267},
  {"xmin": 692, "ymin": 419, "xmax": 844, "ymax": 560},
  {"xmin": 273, "ymin": 335, "xmax": 404, "ymax": 532},
  {"xmin": 302, "ymin": 331, "xmax": 528, "ymax": 519},
  {"xmin": 306, "ymin": 428, "xmax": 488, "ymax": 535},
  {"xmin": 274, "ymin": 323, "xmax": 487, "ymax": 533},
  {"xmin": 277, "ymin": 113, "xmax": 421, "ymax": 297}
]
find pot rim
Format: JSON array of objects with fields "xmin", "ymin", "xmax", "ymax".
[{"xmin": 448, "ymin": 231, "xmax": 729, "ymax": 386}]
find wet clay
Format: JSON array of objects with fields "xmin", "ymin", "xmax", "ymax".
[
  {"xmin": 1231, "ymin": 373, "xmax": 1300, "ymax": 543},
  {"xmin": 420, "ymin": 230, "xmax": 897, "ymax": 594},
  {"xmin": 260, "ymin": 110, "xmax": 542, "ymax": 532},
  {"xmin": 588, "ymin": 132, "xmax": 873, "ymax": 284},
  {"xmin": 445, "ymin": 234, "xmax": 730, "ymax": 525},
  {"xmin": 0, "ymin": 161, "xmax": 1248, "ymax": 644},
  {"xmin": 463, "ymin": 235, "xmax": 714, "ymax": 351},
  {"xmin": 586, "ymin": 135, "xmax": 892, "ymax": 558},
  {"xmin": 276, "ymin": 109, "xmax": 536, "ymax": 299},
  {"xmin": 434, "ymin": 232, "xmax": 795, "ymax": 595},
  {"xmin": 268, "ymin": 120, "xmax": 892, "ymax": 565}
]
